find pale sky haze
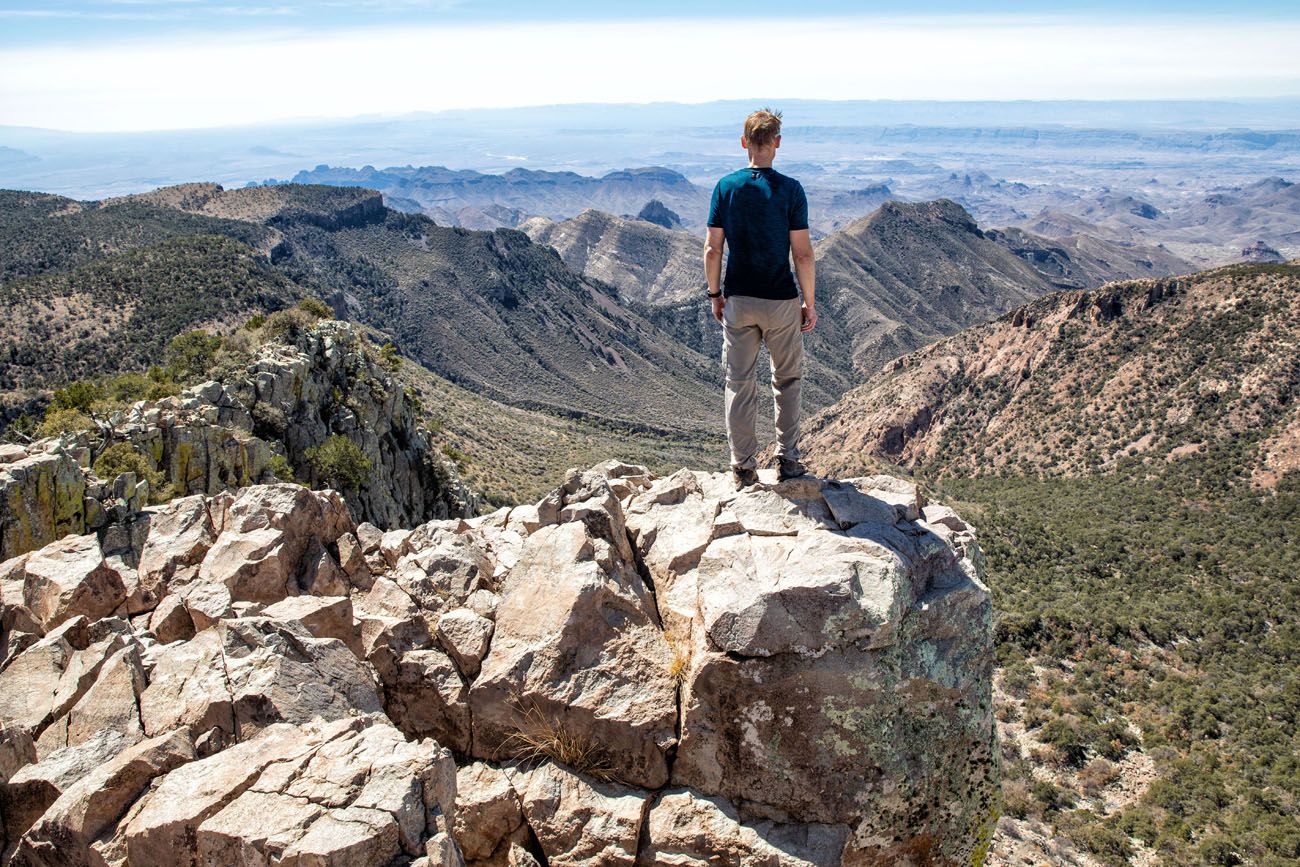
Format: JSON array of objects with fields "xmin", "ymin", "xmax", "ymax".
[{"xmin": 2, "ymin": 4, "xmax": 1299, "ymax": 132}]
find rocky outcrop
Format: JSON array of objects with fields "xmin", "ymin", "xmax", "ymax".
[
  {"xmin": 0, "ymin": 448, "xmax": 88, "ymax": 571},
  {"xmin": 1239, "ymin": 240, "xmax": 1285, "ymax": 263},
  {"xmin": 634, "ymin": 199, "xmax": 683, "ymax": 230},
  {"xmin": 0, "ymin": 461, "xmax": 996, "ymax": 865},
  {"xmin": 0, "ymin": 321, "xmax": 476, "ymax": 562}
]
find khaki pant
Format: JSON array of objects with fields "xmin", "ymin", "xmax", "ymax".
[{"xmin": 721, "ymin": 294, "xmax": 803, "ymax": 470}]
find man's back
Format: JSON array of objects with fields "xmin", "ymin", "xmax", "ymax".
[{"xmin": 707, "ymin": 166, "xmax": 809, "ymax": 301}]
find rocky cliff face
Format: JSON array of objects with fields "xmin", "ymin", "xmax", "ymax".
[
  {"xmin": 0, "ymin": 460, "xmax": 996, "ymax": 866},
  {"xmin": 0, "ymin": 321, "xmax": 475, "ymax": 562}
]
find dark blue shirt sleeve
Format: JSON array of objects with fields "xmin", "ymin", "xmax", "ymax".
[
  {"xmin": 707, "ymin": 182, "xmax": 724, "ymax": 228},
  {"xmin": 789, "ymin": 181, "xmax": 809, "ymax": 231}
]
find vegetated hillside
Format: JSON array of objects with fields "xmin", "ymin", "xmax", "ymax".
[
  {"xmin": 390, "ymin": 355, "xmax": 726, "ymax": 506},
  {"xmin": 0, "ymin": 234, "xmax": 304, "ymax": 393},
  {"xmin": 800, "ymin": 262, "xmax": 1300, "ymax": 485},
  {"xmin": 795, "ymin": 199, "xmax": 1063, "ymax": 393},
  {"xmin": 530, "ymin": 200, "xmax": 1193, "ymax": 421},
  {"xmin": 520, "ymin": 209, "xmax": 704, "ymax": 304},
  {"xmin": 799, "ymin": 262, "xmax": 1300, "ymax": 866},
  {"xmin": 0, "ymin": 188, "xmax": 274, "ymax": 282},
  {"xmin": 0, "ymin": 182, "xmax": 722, "ymax": 437},
  {"xmin": 262, "ymin": 205, "xmax": 719, "ymax": 433}
]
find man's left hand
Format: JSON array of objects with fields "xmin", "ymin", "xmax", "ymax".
[{"xmin": 712, "ymin": 295, "xmax": 726, "ymax": 323}]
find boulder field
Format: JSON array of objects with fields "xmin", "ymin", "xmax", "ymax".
[{"xmin": 0, "ymin": 460, "xmax": 997, "ymax": 866}]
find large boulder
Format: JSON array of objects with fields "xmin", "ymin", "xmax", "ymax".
[
  {"xmin": 469, "ymin": 505, "xmax": 677, "ymax": 789},
  {"xmin": 119, "ymin": 718, "xmax": 457, "ymax": 867},
  {"xmin": 19, "ymin": 535, "xmax": 126, "ymax": 631},
  {"xmin": 10, "ymin": 728, "xmax": 195, "ymax": 867},
  {"xmin": 635, "ymin": 471, "xmax": 996, "ymax": 864},
  {"xmin": 638, "ymin": 789, "xmax": 848, "ymax": 866}
]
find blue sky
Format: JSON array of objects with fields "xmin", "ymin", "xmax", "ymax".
[{"xmin": 2, "ymin": 1, "xmax": 1299, "ymax": 131}]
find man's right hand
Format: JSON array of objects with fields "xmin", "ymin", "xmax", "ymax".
[
  {"xmin": 712, "ymin": 295, "xmax": 726, "ymax": 323},
  {"xmin": 801, "ymin": 304, "xmax": 817, "ymax": 333}
]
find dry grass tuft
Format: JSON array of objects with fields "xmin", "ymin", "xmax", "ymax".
[
  {"xmin": 663, "ymin": 628, "xmax": 691, "ymax": 686},
  {"xmin": 498, "ymin": 703, "xmax": 619, "ymax": 782}
]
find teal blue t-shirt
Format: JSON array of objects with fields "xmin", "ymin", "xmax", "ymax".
[{"xmin": 707, "ymin": 166, "xmax": 809, "ymax": 300}]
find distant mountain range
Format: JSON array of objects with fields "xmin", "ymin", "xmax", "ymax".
[
  {"xmin": 799, "ymin": 260, "xmax": 1300, "ymax": 487},
  {"xmin": 284, "ymin": 164, "xmax": 708, "ymax": 232},
  {"xmin": 526, "ymin": 198, "xmax": 1195, "ymax": 409}
]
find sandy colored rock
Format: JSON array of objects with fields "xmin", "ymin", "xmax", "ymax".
[
  {"xmin": 261, "ymin": 594, "xmax": 359, "ymax": 655},
  {"xmin": 12, "ymin": 728, "xmax": 194, "ymax": 867},
  {"xmin": 198, "ymin": 484, "xmax": 352, "ymax": 604},
  {"xmin": 121, "ymin": 718, "xmax": 457, "ymax": 867},
  {"xmin": 452, "ymin": 762, "xmax": 527, "ymax": 863},
  {"xmin": 21, "ymin": 534, "xmax": 126, "ymax": 630},
  {"xmin": 217, "ymin": 617, "xmax": 383, "ymax": 740},
  {"xmin": 513, "ymin": 761, "xmax": 649, "ymax": 867},
  {"xmin": 626, "ymin": 469, "xmax": 996, "ymax": 865},
  {"xmin": 2, "ymin": 729, "xmax": 131, "ymax": 845},
  {"xmin": 138, "ymin": 626, "xmax": 233, "ymax": 744},
  {"xmin": 146, "ymin": 593, "xmax": 195, "ymax": 643},
  {"xmin": 134, "ymin": 494, "xmax": 214, "ymax": 607},
  {"xmin": 469, "ymin": 519, "xmax": 677, "ymax": 789},
  {"xmin": 638, "ymin": 789, "xmax": 848, "ymax": 866},
  {"xmin": 436, "ymin": 608, "xmax": 494, "ymax": 680},
  {"xmin": 41, "ymin": 644, "xmax": 146, "ymax": 755},
  {"xmin": 385, "ymin": 648, "xmax": 471, "ymax": 753},
  {"xmin": 120, "ymin": 722, "xmax": 330, "ymax": 866},
  {"xmin": 0, "ymin": 618, "xmax": 92, "ymax": 732}
]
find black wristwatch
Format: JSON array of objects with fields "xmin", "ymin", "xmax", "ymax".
[{"xmin": 707, "ymin": 289, "xmax": 722, "ymax": 298}]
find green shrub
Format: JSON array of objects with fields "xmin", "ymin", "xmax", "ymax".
[
  {"xmin": 305, "ymin": 435, "xmax": 371, "ymax": 491},
  {"xmin": 262, "ymin": 307, "xmax": 317, "ymax": 341},
  {"xmin": 244, "ymin": 313, "xmax": 267, "ymax": 330},
  {"xmin": 266, "ymin": 453, "xmax": 296, "ymax": 483},
  {"xmin": 38, "ymin": 407, "xmax": 94, "ymax": 438},
  {"xmin": 165, "ymin": 330, "xmax": 223, "ymax": 382},
  {"xmin": 51, "ymin": 380, "xmax": 102, "ymax": 413},
  {"xmin": 379, "ymin": 342, "xmax": 401, "ymax": 372},
  {"xmin": 92, "ymin": 441, "xmax": 165, "ymax": 499},
  {"xmin": 297, "ymin": 297, "xmax": 333, "ymax": 319}
]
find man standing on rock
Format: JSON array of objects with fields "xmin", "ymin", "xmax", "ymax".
[{"xmin": 704, "ymin": 108, "xmax": 817, "ymax": 489}]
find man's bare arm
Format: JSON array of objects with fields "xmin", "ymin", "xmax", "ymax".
[
  {"xmin": 790, "ymin": 228, "xmax": 817, "ymax": 332},
  {"xmin": 704, "ymin": 226, "xmax": 726, "ymax": 322}
]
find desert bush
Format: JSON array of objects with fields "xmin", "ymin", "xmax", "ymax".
[
  {"xmin": 305, "ymin": 435, "xmax": 371, "ymax": 491},
  {"xmin": 297, "ymin": 297, "xmax": 333, "ymax": 319},
  {"xmin": 92, "ymin": 441, "xmax": 165, "ymax": 500},
  {"xmin": 38, "ymin": 407, "xmax": 94, "ymax": 438}
]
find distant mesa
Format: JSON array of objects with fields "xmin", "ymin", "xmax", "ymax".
[
  {"xmin": 1240, "ymin": 240, "xmax": 1285, "ymax": 263},
  {"xmin": 634, "ymin": 199, "xmax": 683, "ymax": 230}
]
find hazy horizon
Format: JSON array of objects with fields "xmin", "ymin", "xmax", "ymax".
[{"xmin": 2, "ymin": 3, "xmax": 1299, "ymax": 132}]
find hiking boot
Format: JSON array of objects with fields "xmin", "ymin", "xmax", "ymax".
[
  {"xmin": 732, "ymin": 466, "xmax": 759, "ymax": 489},
  {"xmin": 778, "ymin": 458, "xmax": 808, "ymax": 481}
]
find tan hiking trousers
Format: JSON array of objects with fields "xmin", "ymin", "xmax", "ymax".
[{"xmin": 721, "ymin": 294, "xmax": 804, "ymax": 470}]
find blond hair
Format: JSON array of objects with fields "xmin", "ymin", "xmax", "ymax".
[{"xmin": 743, "ymin": 108, "xmax": 783, "ymax": 148}]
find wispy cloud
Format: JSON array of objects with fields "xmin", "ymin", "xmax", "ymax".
[{"xmin": 1, "ymin": 15, "xmax": 1298, "ymax": 131}]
